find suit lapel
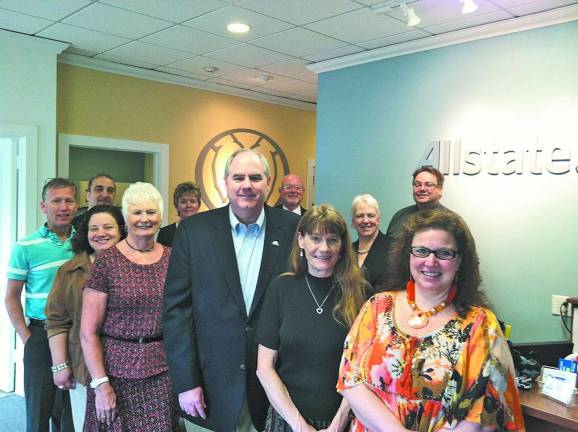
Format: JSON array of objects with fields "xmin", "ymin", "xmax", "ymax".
[{"xmin": 212, "ymin": 206, "xmax": 247, "ymax": 319}]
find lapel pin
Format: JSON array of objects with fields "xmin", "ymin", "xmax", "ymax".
[{"xmin": 271, "ymin": 241, "xmax": 279, "ymax": 246}]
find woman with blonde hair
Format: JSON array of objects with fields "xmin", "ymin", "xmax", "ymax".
[{"xmin": 257, "ymin": 204, "xmax": 372, "ymax": 432}]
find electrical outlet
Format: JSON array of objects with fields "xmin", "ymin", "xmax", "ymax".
[{"xmin": 552, "ymin": 295, "xmax": 571, "ymax": 316}]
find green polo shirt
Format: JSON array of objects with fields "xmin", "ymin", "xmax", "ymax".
[{"xmin": 7, "ymin": 224, "xmax": 75, "ymax": 320}]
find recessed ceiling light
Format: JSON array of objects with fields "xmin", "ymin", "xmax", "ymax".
[
  {"xmin": 203, "ymin": 66, "xmax": 219, "ymax": 73},
  {"xmin": 256, "ymin": 74, "xmax": 273, "ymax": 82},
  {"xmin": 227, "ymin": 22, "xmax": 250, "ymax": 34}
]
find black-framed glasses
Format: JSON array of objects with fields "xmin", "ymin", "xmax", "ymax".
[
  {"xmin": 412, "ymin": 181, "xmax": 438, "ymax": 190},
  {"xmin": 410, "ymin": 246, "xmax": 458, "ymax": 260}
]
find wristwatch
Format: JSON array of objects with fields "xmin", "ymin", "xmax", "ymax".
[{"xmin": 90, "ymin": 376, "xmax": 109, "ymax": 389}]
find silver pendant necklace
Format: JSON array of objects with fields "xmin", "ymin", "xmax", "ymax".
[{"xmin": 304, "ymin": 274, "xmax": 336, "ymax": 315}]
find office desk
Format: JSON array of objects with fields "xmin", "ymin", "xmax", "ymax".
[{"xmin": 520, "ymin": 386, "xmax": 578, "ymax": 431}]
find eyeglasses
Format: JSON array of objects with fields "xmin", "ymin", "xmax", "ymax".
[
  {"xmin": 412, "ymin": 181, "xmax": 438, "ymax": 190},
  {"xmin": 410, "ymin": 246, "xmax": 458, "ymax": 260},
  {"xmin": 281, "ymin": 185, "xmax": 304, "ymax": 192}
]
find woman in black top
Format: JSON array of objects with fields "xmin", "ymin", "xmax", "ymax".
[
  {"xmin": 351, "ymin": 194, "xmax": 388, "ymax": 291},
  {"xmin": 157, "ymin": 181, "xmax": 200, "ymax": 247},
  {"xmin": 256, "ymin": 204, "xmax": 369, "ymax": 432}
]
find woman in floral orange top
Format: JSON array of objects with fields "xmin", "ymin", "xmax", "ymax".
[{"xmin": 337, "ymin": 209, "xmax": 525, "ymax": 432}]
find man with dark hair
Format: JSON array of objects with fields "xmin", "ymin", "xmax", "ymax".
[
  {"xmin": 163, "ymin": 149, "xmax": 299, "ymax": 432},
  {"xmin": 275, "ymin": 174, "xmax": 306, "ymax": 216},
  {"xmin": 384, "ymin": 166, "xmax": 450, "ymax": 246},
  {"xmin": 72, "ymin": 173, "xmax": 116, "ymax": 230},
  {"xmin": 5, "ymin": 177, "xmax": 77, "ymax": 432}
]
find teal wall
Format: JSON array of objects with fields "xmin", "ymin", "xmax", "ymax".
[{"xmin": 316, "ymin": 21, "xmax": 578, "ymax": 343}]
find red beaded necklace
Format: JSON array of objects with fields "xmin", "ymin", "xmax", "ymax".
[{"xmin": 406, "ymin": 280, "xmax": 457, "ymax": 329}]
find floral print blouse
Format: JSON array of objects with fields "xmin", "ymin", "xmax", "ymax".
[{"xmin": 337, "ymin": 292, "xmax": 525, "ymax": 432}]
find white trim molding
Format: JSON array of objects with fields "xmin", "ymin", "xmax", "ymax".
[
  {"xmin": 308, "ymin": 4, "xmax": 578, "ymax": 74},
  {"xmin": 58, "ymin": 134, "xmax": 170, "ymax": 226}
]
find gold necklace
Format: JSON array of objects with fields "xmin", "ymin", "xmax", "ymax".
[{"xmin": 406, "ymin": 280, "xmax": 457, "ymax": 329}]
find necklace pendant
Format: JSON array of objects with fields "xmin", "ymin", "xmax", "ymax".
[
  {"xmin": 408, "ymin": 311, "xmax": 428, "ymax": 329},
  {"xmin": 316, "ymin": 307, "xmax": 323, "ymax": 314}
]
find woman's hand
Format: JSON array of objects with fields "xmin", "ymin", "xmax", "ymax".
[
  {"xmin": 293, "ymin": 418, "xmax": 317, "ymax": 432},
  {"xmin": 53, "ymin": 368, "xmax": 75, "ymax": 390},
  {"xmin": 95, "ymin": 382, "xmax": 117, "ymax": 426}
]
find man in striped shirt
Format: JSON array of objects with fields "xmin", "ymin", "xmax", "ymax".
[{"xmin": 5, "ymin": 178, "xmax": 78, "ymax": 432}]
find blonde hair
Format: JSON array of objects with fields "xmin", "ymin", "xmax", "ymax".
[{"xmin": 288, "ymin": 204, "xmax": 367, "ymax": 326}]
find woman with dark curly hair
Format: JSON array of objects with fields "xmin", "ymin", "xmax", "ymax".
[
  {"xmin": 338, "ymin": 209, "xmax": 524, "ymax": 432},
  {"xmin": 46, "ymin": 205, "xmax": 125, "ymax": 431},
  {"xmin": 257, "ymin": 204, "xmax": 372, "ymax": 432}
]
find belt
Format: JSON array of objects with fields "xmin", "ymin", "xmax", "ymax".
[
  {"xmin": 29, "ymin": 319, "xmax": 46, "ymax": 327},
  {"xmin": 102, "ymin": 334, "xmax": 163, "ymax": 344}
]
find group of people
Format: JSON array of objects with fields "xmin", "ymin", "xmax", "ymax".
[{"xmin": 5, "ymin": 149, "xmax": 525, "ymax": 432}]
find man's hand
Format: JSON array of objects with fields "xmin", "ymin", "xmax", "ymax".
[{"xmin": 179, "ymin": 387, "xmax": 207, "ymax": 419}]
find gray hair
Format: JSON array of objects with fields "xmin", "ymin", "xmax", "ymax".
[
  {"xmin": 121, "ymin": 182, "xmax": 164, "ymax": 219},
  {"xmin": 223, "ymin": 149, "xmax": 270, "ymax": 179},
  {"xmin": 351, "ymin": 194, "xmax": 380, "ymax": 217}
]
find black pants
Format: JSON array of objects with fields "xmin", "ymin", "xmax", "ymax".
[{"xmin": 24, "ymin": 324, "xmax": 74, "ymax": 432}]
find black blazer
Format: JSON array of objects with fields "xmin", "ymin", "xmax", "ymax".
[
  {"xmin": 157, "ymin": 222, "xmax": 177, "ymax": 247},
  {"xmin": 353, "ymin": 230, "xmax": 389, "ymax": 291},
  {"xmin": 163, "ymin": 205, "xmax": 299, "ymax": 431},
  {"xmin": 274, "ymin": 203, "xmax": 307, "ymax": 216}
]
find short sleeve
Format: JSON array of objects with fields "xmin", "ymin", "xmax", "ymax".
[
  {"xmin": 450, "ymin": 309, "xmax": 525, "ymax": 430},
  {"xmin": 84, "ymin": 251, "xmax": 110, "ymax": 294},
  {"xmin": 7, "ymin": 242, "xmax": 29, "ymax": 281},
  {"xmin": 337, "ymin": 296, "xmax": 377, "ymax": 391},
  {"xmin": 255, "ymin": 275, "xmax": 284, "ymax": 350}
]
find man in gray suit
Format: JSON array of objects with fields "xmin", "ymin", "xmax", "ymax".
[{"xmin": 163, "ymin": 149, "xmax": 299, "ymax": 431}]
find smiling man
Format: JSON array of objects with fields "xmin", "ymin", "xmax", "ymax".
[
  {"xmin": 276, "ymin": 174, "xmax": 306, "ymax": 216},
  {"xmin": 72, "ymin": 173, "xmax": 117, "ymax": 230},
  {"xmin": 5, "ymin": 178, "xmax": 78, "ymax": 432},
  {"xmin": 163, "ymin": 149, "xmax": 299, "ymax": 432}
]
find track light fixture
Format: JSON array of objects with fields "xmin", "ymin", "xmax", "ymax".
[
  {"xmin": 460, "ymin": 0, "xmax": 479, "ymax": 14},
  {"xmin": 400, "ymin": 3, "xmax": 421, "ymax": 26},
  {"xmin": 372, "ymin": 0, "xmax": 421, "ymax": 27}
]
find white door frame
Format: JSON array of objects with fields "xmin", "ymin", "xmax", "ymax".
[
  {"xmin": 58, "ymin": 134, "xmax": 169, "ymax": 225},
  {"xmin": 0, "ymin": 123, "xmax": 39, "ymax": 395}
]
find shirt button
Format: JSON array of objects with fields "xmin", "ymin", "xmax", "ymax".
[{"xmin": 240, "ymin": 364, "xmax": 246, "ymax": 371}]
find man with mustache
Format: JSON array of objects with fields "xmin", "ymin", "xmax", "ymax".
[
  {"xmin": 164, "ymin": 149, "xmax": 299, "ymax": 432},
  {"xmin": 275, "ymin": 174, "xmax": 306, "ymax": 216},
  {"xmin": 5, "ymin": 178, "xmax": 78, "ymax": 432},
  {"xmin": 72, "ymin": 173, "xmax": 116, "ymax": 230}
]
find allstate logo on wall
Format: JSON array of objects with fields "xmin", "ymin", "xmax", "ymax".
[{"xmin": 195, "ymin": 128, "xmax": 290, "ymax": 209}]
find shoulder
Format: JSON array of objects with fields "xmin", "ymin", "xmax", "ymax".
[
  {"xmin": 15, "ymin": 227, "xmax": 45, "ymax": 247},
  {"xmin": 58, "ymin": 252, "xmax": 90, "ymax": 273},
  {"xmin": 182, "ymin": 206, "xmax": 227, "ymax": 229},
  {"xmin": 266, "ymin": 205, "xmax": 300, "ymax": 226},
  {"xmin": 159, "ymin": 222, "xmax": 176, "ymax": 233}
]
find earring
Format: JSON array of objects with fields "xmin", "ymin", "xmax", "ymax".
[{"xmin": 300, "ymin": 248, "xmax": 304, "ymax": 257}]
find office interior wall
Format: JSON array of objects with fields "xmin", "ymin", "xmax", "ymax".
[
  {"xmin": 316, "ymin": 20, "xmax": 578, "ymax": 343},
  {"xmin": 57, "ymin": 64, "xmax": 316, "ymax": 222}
]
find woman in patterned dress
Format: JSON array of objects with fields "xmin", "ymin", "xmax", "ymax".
[
  {"xmin": 338, "ymin": 209, "xmax": 525, "ymax": 432},
  {"xmin": 80, "ymin": 182, "xmax": 178, "ymax": 431}
]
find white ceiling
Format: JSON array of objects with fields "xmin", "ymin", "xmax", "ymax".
[{"xmin": 1, "ymin": 0, "xmax": 577, "ymax": 109}]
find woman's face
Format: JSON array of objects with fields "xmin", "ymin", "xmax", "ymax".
[
  {"xmin": 409, "ymin": 229, "xmax": 460, "ymax": 294},
  {"xmin": 176, "ymin": 193, "xmax": 200, "ymax": 221},
  {"xmin": 126, "ymin": 201, "xmax": 161, "ymax": 239},
  {"xmin": 352, "ymin": 202, "xmax": 380, "ymax": 240},
  {"xmin": 298, "ymin": 230, "xmax": 342, "ymax": 278},
  {"xmin": 87, "ymin": 212, "xmax": 122, "ymax": 255}
]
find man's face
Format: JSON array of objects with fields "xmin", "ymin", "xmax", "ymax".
[
  {"xmin": 225, "ymin": 152, "xmax": 270, "ymax": 219},
  {"xmin": 278, "ymin": 175, "xmax": 304, "ymax": 210},
  {"xmin": 412, "ymin": 171, "xmax": 443, "ymax": 208},
  {"xmin": 41, "ymin": 187, "xmax": 78, "ymax": 231},
  {"xmin": 86, "ymin": 177, "xmax": 116, "ymax": 208}
]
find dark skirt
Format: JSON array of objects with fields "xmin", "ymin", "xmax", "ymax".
[
  {"xmin": 264, "ymin": 406, "xmax": 331, "ymax": 432},
  {"xmin": 84, "ymin": 371, "xmax": 178, "ymax": 432}
]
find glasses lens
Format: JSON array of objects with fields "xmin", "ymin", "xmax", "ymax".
[
  {"xmin": 413, "ymin": 182, "xmax": 437, "ymax": 189},
  {"xmin": 411, "ymin": 247, "xmax": 457, "ymax": 260},
  {"xmin": 434, "ymin": 249, "xmax": 457, "ymax": 260},
  {"xmin": 410, "ymin": 247, "xmax": 430, "ymax": 258}
]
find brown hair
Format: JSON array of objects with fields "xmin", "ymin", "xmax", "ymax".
[
  {"xmin": 385, "ymin": 208, "xmax": 488, "ymax": 317},
  {"xmin": 412, "ymin": 166, "xmax": 444, "ymax": 187},
  {"xmin": 173, "ymin": 181, "xmax": 201, "ymax": 208},
  {"xmin": 287, "ymin": 204, "xmax": 367, "ymax": 326}
]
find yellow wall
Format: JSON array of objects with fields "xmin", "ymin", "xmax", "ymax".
[{"xmin": 57, "ymin": 64, "xmax": 316, "ymax": 222}]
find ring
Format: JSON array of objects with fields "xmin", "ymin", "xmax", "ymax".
[{"xmin": 58, "ymin": 385, "xmax": 65, "ymax": 389}]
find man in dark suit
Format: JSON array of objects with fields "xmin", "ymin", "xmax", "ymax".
[
  {"xmin": 275, "ymin": 174, "xmax": 306, "ymax": 216},
  {"xmin": 163, "ymin": 149, "xmax": 299, "ymax": 432}
]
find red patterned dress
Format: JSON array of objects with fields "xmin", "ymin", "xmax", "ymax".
[{"xmin": 83, "ymin": 246, "xmax": 178, "ymax": 432}]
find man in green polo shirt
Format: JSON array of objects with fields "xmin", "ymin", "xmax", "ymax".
[{"xmin": 5, "ymin": 178, "xmax": 78, "ymax": 432}]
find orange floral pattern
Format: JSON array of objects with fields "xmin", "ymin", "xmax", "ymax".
[{"xmin": 337, "ymin": 292, "xmax": 525, "ymax": 431}]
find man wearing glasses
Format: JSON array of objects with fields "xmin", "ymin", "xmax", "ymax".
[
  {"xmin": 275, "ymin": 174, "xmax": 306, "ymax": 216},
  {"xmin": 384, "ymin": 166, "xmax": 449, "ymax": 247}
]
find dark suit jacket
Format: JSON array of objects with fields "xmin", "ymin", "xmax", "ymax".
[
  {"xmin": 163, "ymin": 205, "xmax": 299, "ymax": 431},
  {"xmin": 157, "ymin": 222, "xmax": 177, "ymax": 247},
  {"xmin": 274, "ymin": 203, "xmax": 306, "ymax": 216}
]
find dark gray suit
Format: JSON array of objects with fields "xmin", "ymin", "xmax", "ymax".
[{"xmin": 163, "ymin": 205, "xmax": 299, "ymax": 431}]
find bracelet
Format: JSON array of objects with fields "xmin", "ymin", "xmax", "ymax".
[{"xmin": 51, "ymin": 361, "xmax": 70, "ymax": 373}]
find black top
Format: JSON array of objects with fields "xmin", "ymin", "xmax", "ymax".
[
  {"xmin": 352, "ymin": 230, "xmax": 389, "ymax": 291},
  {"xmin": 256, "ymin": 274, "xmax": 347, "ymax": 423},
  {"xmin": 157, "ymin": 222, "xmax": 177, "ymax": 247}
]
